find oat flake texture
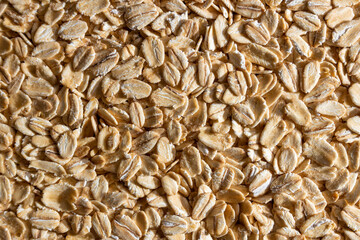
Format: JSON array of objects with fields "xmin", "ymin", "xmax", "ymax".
[{"xmin": 1, "ymin": 0, "xmax": 360, "ymax": 239}]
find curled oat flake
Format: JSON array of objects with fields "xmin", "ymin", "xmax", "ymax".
[{"xmin": 0, "ymin": 0, "xmax": 359, "ymax": 239}]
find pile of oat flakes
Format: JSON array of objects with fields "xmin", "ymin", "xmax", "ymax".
[{"xmin": 1, "ymin": 0, "xmax": 360, "ymax": 239}]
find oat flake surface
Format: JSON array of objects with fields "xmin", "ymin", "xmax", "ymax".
[{"xmin": 0, "ymin": 0, "xmax": 359, "ymax": 239}]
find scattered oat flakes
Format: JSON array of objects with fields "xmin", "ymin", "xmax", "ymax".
[{"xmin": 0, "ymin": 0, "xmax": 359, "ymax": 239}]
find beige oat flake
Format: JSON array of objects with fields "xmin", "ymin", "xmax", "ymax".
[{"xmin": 58, "ymin": 20, "xmax": 88, "ymax": 40}]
